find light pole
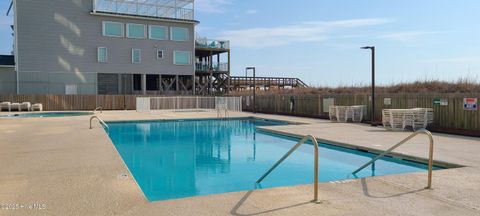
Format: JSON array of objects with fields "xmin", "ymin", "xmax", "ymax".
[
  {"xmin": 245, "ymin": 67, "xmax": 256, "ymax": 113},
  {"xmin": 361, "ymin": 46, "xmax": 376, "ymax": 126}
]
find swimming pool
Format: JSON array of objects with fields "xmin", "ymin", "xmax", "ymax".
[
  {"xmin": 107, "ymin": 118, "xmax": 441, "ymax": 201},
  {"xmin": 0, "ymin": 112, "xmax": 93, "ymax": 118}
]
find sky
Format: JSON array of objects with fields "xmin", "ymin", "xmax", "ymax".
[{"xmin": 1, "ymin": 0, "xmax": 480, "ymax": 87}]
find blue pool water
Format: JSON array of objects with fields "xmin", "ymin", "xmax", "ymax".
[
  {"xmin": 0, "ymin": 112, "xmax": 93, "ymax": 118},
  {"xmin": 107, "ymin": 118, "xmax": 441, "ymax": 201}
]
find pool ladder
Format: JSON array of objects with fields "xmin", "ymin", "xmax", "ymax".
[
  {"xmin": 256, "ymin": 135, "xmax": 320, "ymax": 203},
  {"xmin": 352, "ymin": 129, "xmax": 434, "ymax": 189},
  {"xmin": 89, "ymin": 115, "xmax": 109, "ymax": 133},
  {"xmin": 94, "ymin": 106, "xmax": 103, "ymax": 114},
  {"xmin": 256, "ymin": 129, "xmax": 435, "ymax": 203}
]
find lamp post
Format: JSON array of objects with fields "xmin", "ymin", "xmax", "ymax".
[
  {"xmin": 361, "ymin": 46, "xmax": 376, "ymax": 126},
  {"xmin": 246, "ymin": 67, "xmax": 256, "ymax": 113}
]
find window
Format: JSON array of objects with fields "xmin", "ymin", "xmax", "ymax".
[
  {"xmin": 127, "ymin": 23, "xmax": 146, "ymax": 39},
  {"xmin": 103, "ymin": 21, "xmax": 123, "ymax": 37},
  {"xmin": 133, "ymin": 74, "xmax": 142, "ymax": 91},
  {"xmin": 132, "ymin": 49, "xmax": 141, "ymax": 63},
  {"xmin": 146, "ymin": 75, "xmax": 160, "ymax": 91},
  {"xmin": 97, "ymin": 74, "xmax": 119, "ymax": 95},
  {"xmin": 149, "ymin": 25, "xmax": 167, "ymax": 40},
  {"xmin": 170, "ymin": 27, "xmax": 189, "ymax": 41},
  {"xmin": 97, "ymin": 47, "xmax": 107, "ymax": 63},
  {"xmin": 174, "ymin": 51, "xmax": 191, "ymax": 65},
  {"xmin": 156, "ymin": 50, "xmax": 164, "ymax": 59}
]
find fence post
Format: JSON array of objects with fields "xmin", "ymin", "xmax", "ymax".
[{"xmin": 176, "ymin": 96, "xmax": 179, "ymax": 110}]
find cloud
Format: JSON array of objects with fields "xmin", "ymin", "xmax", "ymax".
[
  {"xmin": 378, "ymin": 31, "xmax": 438, "ymax": 42},
  {"xmin": 245, "ymin": 9, "xmax": 258, "ymax": 15},
  {"xmin": 218, "ymin": 18, "xmax": 393, "ymax": 48},
  {"xmin": 195, "ymin": 0, "xmax": 231, "ymax": 13}
]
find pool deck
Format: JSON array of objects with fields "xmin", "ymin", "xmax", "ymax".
[{"xmin": 1, "ymin": 110, "xmax": 480, "ymax": 215}]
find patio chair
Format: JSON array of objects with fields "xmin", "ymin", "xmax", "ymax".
[
  {"xmin": 403, "ymin": 109, "xmax": 415, "ymax": 130},
  {"xmin": 10, "ymin": 103, "xmax": 21, "ymax": 111},
  {"xmin": 382, "ymin": 109, "xmax": 392, "ymax": 129},
  {"xmin": 31, "ymin": 103, "xmax": 43, "ymax": 111},
  {"xmin": 0, "ymin": 102, "xmax": 11, "ymax": 112},
  {"xmin": 350, "ymin": 105, "xmax": 365, "ymax": 122},
  {"xmin": 425, "ymin": 108, "xmax": 434, "ymax": 124},
  {"xmin": 345, "ymin": 107, "xmax": 354, "ymax": 122},
  {"xmin": 412, "ymin": 108, "xmax": 428, "ymax": 130},
  {"xmin": 328, "ymin": 106, "xmax": 337, "ymax": 122},
  {"xmin": 20, "ymin": 102, "xmax": 31, "ymax": 111},
  {"xmin": 389, "ymin": 110, "xmax": 405, "ymax": 130},
  {"xmin": 335, "ymin": 106, "xmax": 348, "ymax": 122}
]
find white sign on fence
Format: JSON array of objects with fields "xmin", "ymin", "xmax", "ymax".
[
  {"xmin": 323, "ymin": 98, "xmax": 335, "ymax": 113},
  {"xmin": 384, "ymin": 98, "xmax": 392, "ymax": 106},
  {"xmin": 464, "ymin": 98, "xmax": 478, "ymax": 111}
]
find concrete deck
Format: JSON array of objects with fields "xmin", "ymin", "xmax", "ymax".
[{"xmin": 1, "ymin": 110, "xmax": 479, "ymax": 215}]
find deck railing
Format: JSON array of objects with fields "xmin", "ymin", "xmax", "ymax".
[
  {"xmin": 230, "ymin": 76, "xmax": 308, "ymax": 88},
  {"xmin": 196, "ymin": 38, "xmax": 230, "ymax": 49},
  {"xmin": 195, "ymin": 62, "xmax": 229, "ymax": 72},
  {"xmin": 94, "ymin": 0, "xmax": 195, "ymax": 20}
]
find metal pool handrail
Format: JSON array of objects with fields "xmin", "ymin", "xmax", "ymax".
[
  {"xmin": 89, "ymin": 115, "xmax": 109, "ymax": 133},
  {"xmin": 352, "ymin": 129, "xmax": 434, "ymax": 189},
  {"xmin": 94, "ymin": 106, "xmax": 103, "ymax": 113},
  {"xmin": 256, "ymin": 135, "xmax": 320, "ymax": 202}
]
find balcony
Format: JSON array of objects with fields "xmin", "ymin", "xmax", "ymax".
[
  {"xmin": 93, "ymin": 0, "xmax": 195, "ymax": 20},
  {"xmin": 195, "ymin": 62, "xmax": 229, "ymax": 73},
  {"xmin": 195, "ymin": 38, "xmax": 230, "ymax": 50}
]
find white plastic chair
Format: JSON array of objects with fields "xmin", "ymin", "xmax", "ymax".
[
  {"xmin": 0, "ymin": 102, "xmax": 11, "ymax": 112},
  {"xmin": 329, "ymin": 106, "xmax": 337, "ymax": 122},
  {"xmin": 32, "ymin": 103, "xmax": 43, "ymax": 111},
  {"xmin": 335, "ymin": 106, "xmax": 348, "ymax": 122},
  {"xmin": 389, "ymin": 110, "xmax": 405, "ymax": 130},
  {"xmin": 20, "ymin": 102, "xmax": 31, "ymax": 111},
  {"xmin": 382, "ymin": 109, "xmax": 392, "ymax": 129},
  {"xmin": 10, "ymin": 103, "xmax": 20, "ymax": 111}
]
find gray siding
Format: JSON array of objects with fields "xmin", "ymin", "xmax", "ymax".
[
  {"xmin": 0, "ymin": 67, "xmax": 16, "ymax": 94},
  {"xmin": 15, "ymin": 0, "xmax": 195, "ymax": 94}
]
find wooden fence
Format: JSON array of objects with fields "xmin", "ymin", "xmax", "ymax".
[
  {"xmin": 242, "ymin": 93, "xmax": 480, "ymax": 134},
  {"xmin": 1, "ymin": 93, "xmax": 478, "ymax": 135}
]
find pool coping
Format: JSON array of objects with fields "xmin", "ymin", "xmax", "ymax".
[
  {"xmin": 103, "ymin": 116, "xmax": 305, "ymax": 125},
  {"xmin": 0, "ymin": 111, "xmax": 94, "ymax": 118},
  {"xmin": 255, "ymin": 126, "xmax": 464, "ymax": 169}
]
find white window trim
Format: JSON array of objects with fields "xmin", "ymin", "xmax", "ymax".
[
  {"xmin": 149, "ymin": 25, "xmax": 167, "ymax": 40},
  {"xmin": 156, "ymin": 50, "xmax": 164, "ymax": 60},
  {"xmin": 97, "ymin": 47, "xmax": 107, "ymax": 63},
  {"xmin": 173, "ymin": 51, "xmax": 191, "ymax": 65},
  {"xmin": 170, "ymin": 27, "xmax": 189, "ymax": 41},
  {"xmin": 102, "ymin": 21, "xmax": 124, "ymax": 37},
  {"xmin": 132, "ymin": 49, "xmax": 141, "ymax": 63},
  {"xmin": 126, "ymin": 23, "xmax": 146, "ymax": 39}
]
